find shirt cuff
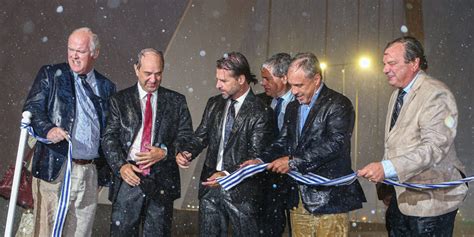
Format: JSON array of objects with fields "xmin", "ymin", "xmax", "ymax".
[
  {"xmin": 381, "ymin": 160, "xmax": 398, "ymax": 180},
  {"xmin": 222, "ymin": 170, "xmax": 230, "ymax": 176}
]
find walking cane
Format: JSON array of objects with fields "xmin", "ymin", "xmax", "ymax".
[{"xmin": 4, "ymin": 111, "xmax": 32, "ymax": 237}]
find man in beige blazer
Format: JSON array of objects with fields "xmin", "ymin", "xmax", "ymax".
[{"xmin": 358, "ymin": 36, "xmax": 468, "ymax": 236}]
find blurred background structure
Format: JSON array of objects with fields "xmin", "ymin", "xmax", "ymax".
[{"xmin": 1, "ymin": 0, "xmax": 473, "ymax": 235}]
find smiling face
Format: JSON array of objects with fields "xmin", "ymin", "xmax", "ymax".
[
  {"xmin": 67, "ymin": 31, "xmax": 97, "ymax": 74},
  {"xmin": 383, "ymin": 42, "xmax": 420, "ymax": 89},
  {"xmin": 260, "ymin": 67, "xmax": 288, "ymax": 98},
  {"xmin": 135, "ymin": 52, "xmax": 163, "ymax": 93},
  {"xmin": 288, "ymin": 66, "xmax": 321, "ymax": 105}
]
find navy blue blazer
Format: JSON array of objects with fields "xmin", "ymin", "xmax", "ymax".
[{"xmin": 23, "ymin": 63, "xmax": 116, "ymax": 186}]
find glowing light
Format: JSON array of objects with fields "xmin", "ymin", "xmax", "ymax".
[
  {"xmin": 359, "ymin": 57, "xmax": 371, "ymax": 69},
  {"xmin": 320, "ymin": 62, "xmax": 327, "ymax": 71}
]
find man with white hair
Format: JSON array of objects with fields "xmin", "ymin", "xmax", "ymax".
[{"xmin": 23, "ymin": 27, "xmax": 116, "ymax": 236}]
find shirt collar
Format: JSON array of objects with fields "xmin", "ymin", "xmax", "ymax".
[
  {"xmin": 233, "ymin": 87, "xmax": 250, "ymax": 104},
  {"xmin": 403, "ymin": 71, "xmax": 421, "ymax": 93},
  {"xmin": 73, "ymin": 69, "xmax": 95, "ymax": 81},
  {"xmin": 137, "ymin": 82, "xmax": 158, "ymax": 99},
  {"xmin": 302, "ymin": 82, "xmax": 324, "ymax": 107}
]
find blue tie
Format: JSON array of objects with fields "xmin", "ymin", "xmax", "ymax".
[
  {"xmin": 274, "ymin": 97, "xmax": 284, "ymax": 132},
  {"xmin": 224, "ymin": 99, "xmax": 237, "ymax": 147}
]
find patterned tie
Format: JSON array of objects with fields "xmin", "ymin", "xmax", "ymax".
[
  {"xmin": 78, "ymin": 74, "xmax": 103, "ymax": 130},
  {"xmin": 390, "ymin": 89, "xmax": 407, "ymax": 130},
  {"xmin": 140, "ymin": 93, "xmax": 152, "ymax": 176},
  {"xmin": 224, "ymin": 99, "xmax": 237, "ymax": 147},
  {"xmin": 274, "ymin": 97, "xmax": 284, "ymax": 132}
]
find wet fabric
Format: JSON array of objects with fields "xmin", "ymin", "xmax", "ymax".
[
  {"xmin": 32, "ymin": 163, "xmax": 98, "ymax": 237},
  {"xmin": 386, "ymin": 195, "xmax": 457, "ymax": 236},
  {"xmin": 110, "ymin": 183, "xmax": 173, "ymax": 237},
  {"xmin": 199, "ymin": 188, "xmax": 259, "ymax": 237},
  {"xmin": 290, "ymin": 200, "xmax": 349, "ymax": 237}
]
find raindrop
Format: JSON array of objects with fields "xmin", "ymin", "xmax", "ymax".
[
  {"xmin": 55, "ymin": 69, "xmax": 63, "ymax": 77},
  {"xmin": 400, "ymin": 25, "xmax": 408, "ymax": 33},
  {"xmin": 56, "ymin": 5, "xmax": 64, "ymax": 13}
]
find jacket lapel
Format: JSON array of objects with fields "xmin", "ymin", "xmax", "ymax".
[
  {"xmin": 299, "ymin": 85, "xmax": 327, "ymax": 141},
  {"xmin": 225, "ymin": 90, "xmax": 255, "ymax": 150},
  {"xmin": 215, "ymin": 96, "xmax": 227, "ymax": 145},
  {"xmin": 131, "ymin": 85, "xmax": 143, "ymax": 134},
  {"xmin": 152, "ymin": 87, "xmax": 167, "ymax": 144},
  {"xmin": 386, "ymin": 72, "xmax": 425, "ymax": 140}
]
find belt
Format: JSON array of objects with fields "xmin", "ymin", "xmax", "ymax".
[{"xmin": 72, "ymin": 158, "xmax": 96, "ymax": 165}]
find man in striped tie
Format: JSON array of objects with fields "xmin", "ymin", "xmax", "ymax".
[
  {"xmin": 23, "ymin": 27, "xmax": 116, "ymax": 236},
  {"xmin": 358, "ymin": 36, "xmax": 468, "ymax": 236}
]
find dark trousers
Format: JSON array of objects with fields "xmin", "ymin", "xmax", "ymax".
[
  {"xmin": 386, "ymin": 195, "xmax": 457, "ymax": 237},
  {"xmin": 199, "ymin": 188, "xmax": 259, "ymax": 237},
  {"xmin": 259, "ymin": 172, "xmax": 289, "ymax": 237},
  {"xmin": 110, "ymin": 182, "xmax": 173, "ymax": 237}
]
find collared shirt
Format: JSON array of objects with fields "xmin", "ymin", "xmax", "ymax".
[
  {"xmin": 128, "ymin": 83, "xmax": 158, "ymax": 161},
  {"xmin": 216, "ymin": 88, "xmax": 250, "ymax": 171},
  {"xmin": 71, "ymin": 70, "xmax": 100, "ymax": 159},
  {"xmin": 271, "ymin": 90, "xmax": 295, "ymax": 130},
  {"xmin": 299, "ymin": 83, "xmax": 324, "ymax": 133},
  {"xmin": 382, "ymin": 71, "xmax": 421, "ymax": 179}
]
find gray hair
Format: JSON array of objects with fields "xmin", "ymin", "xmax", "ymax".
[
  {"xmin": 262, "ymin": 53, "xmax": 292, "ymax": 77},
  {"xmin": 70, "ymin": 27, "xmax": 100, "ymax": 56},
  {"xmin": 135, "ymin": 48, "xmax": 164, "ymax": 69},
  {"xmin": 289, "ymin": 52, "xmax": 322, "ymax": 80}
]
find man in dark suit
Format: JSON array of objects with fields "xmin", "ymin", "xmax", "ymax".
[
  {"xmin": 246, "ymin": 52, "xmax": 366, "ymax": 236},
  {"xmin": 256, "ymin": 53, "xmax": 294, "ymax": 237},
  {"xmin": 176, "ymin": 52, "xmax": 274, "ymax": 237},
  {"xmin": 102, "ymin": 48, "xmax": 193, "ymax": 236},
  {"xmin": 23, "ymin": 27, "xmax": 116, "ymax": 236}
]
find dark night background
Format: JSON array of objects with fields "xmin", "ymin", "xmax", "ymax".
[{"xmin": 1, "ymin": 0, "xmax": 473, "ymax": 235}]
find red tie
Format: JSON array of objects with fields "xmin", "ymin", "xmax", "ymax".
[{"xmin": 140, "ymin": 93, "xmax": 152, "ymax": 176}]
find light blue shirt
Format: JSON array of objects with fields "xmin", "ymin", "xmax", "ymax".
[
  {"xmin": 381, "ymin": 71, "xmax": 421, "ymax": 179},
  {"xmin": 71, "ymin": 70, "xmax": 101, "ymax": 160},
  {"xmin": 271, "ymin": 90, "xmax": 294, "ymax": 130},
  {"xmin": 299, "ymin": 83, "xmax": 324, "ymax": 133}
]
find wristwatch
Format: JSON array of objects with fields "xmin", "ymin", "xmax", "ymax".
[
  {"xmin": 288, "ymin": 158, "xmax": 297, "ymax": 171},
  {"xmin": 160, "ymin": 144, "xmax": 168, "ymax": 160}
]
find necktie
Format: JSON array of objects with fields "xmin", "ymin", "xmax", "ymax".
[
  {"xmin": 140, "ymin": 93, "xmax": 152, "ymax": 176},
  {"xmin": 78, "ymin": 74, "xmax": 103, "ymax": 130},
  {"xmin": 274, "ymin": 97, "xmax": 284, "ymax": 132},
  {"xmin": 224, "ymin": 99, "xmax": 237, "ymax": 147},
  {"xmin": 390, "ymin": 89, "xmax": 407, "ymax": 130}
]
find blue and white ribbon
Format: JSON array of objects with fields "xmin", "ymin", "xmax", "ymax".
[
  {"xmin": 217, "ymin": 162, "xmax": 474, "ymax": 191},
  {"xmin": 21, "ymin": 123, "xmax": 72, "ymax": 237}
]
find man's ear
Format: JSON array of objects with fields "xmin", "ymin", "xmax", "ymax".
[
  {"xmin": 411, "ymin": 58, "xmax": 420, "ymax": 71},
  {"xmin": 238, "ymin": 75, "xmax": 246, "ymax": 85},
  {"xmin": 92, "ymin": 49, "xmax": 100, "ymax": 59},
  {"xmin": 134, "ymin": 64, "xmax": 140, "ymax": 77}
]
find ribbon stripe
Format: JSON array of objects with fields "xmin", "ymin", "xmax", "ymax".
[
  {"xmin": 217, "ymin": 162, "xmax": 474, "ymax": 191},
  {"xmin": 21, "ymin": 123, "xmax": 72, "ymax": 237}
]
